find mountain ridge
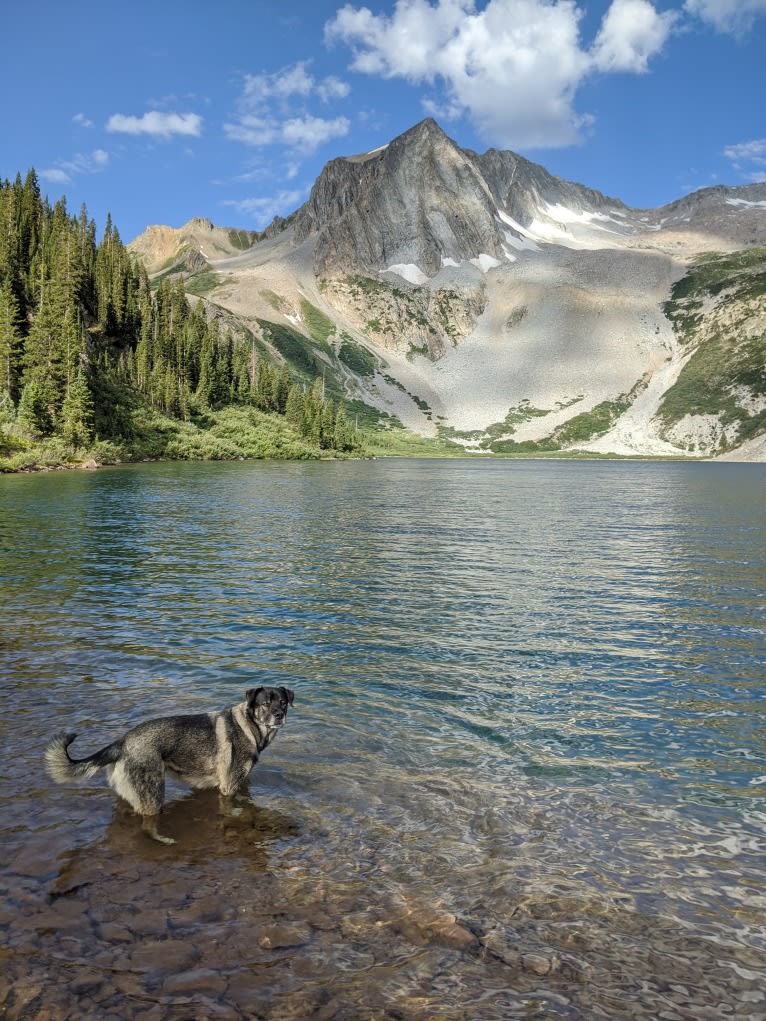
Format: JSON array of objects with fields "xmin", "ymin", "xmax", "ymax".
[{"xmin": 128, "ymin": 118, "xmax": 766, "ymax": 460}]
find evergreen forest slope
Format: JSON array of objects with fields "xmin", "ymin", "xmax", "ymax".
[{"xmin": 0, "ymin": 172, "xmax": 363, "ymax": 472}]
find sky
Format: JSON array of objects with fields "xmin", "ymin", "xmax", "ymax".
[{"xmin": 2, "ymin": 0, "xmax": 765, "ymax": 243}]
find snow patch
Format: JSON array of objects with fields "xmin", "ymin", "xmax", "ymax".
[
  {"xmin": 441, "ymin": 257, "xmax": 460, "ymax": 268},
  {"xmin": 385, "ymin": 263, "xmax": 429, "ymax": 285},
  {"xmin": 726, "ymin": 197, "xmax": 766, "ymax": 209},
  {"xmin": 470, "ymin": 254, "xmax": 501, "ymax": 273},
  {"xmin": 503, "ymin": 230, "xmax": 540, "ymax": 253},
  {"xmin": 496, "ymin": 210, "xmax": 541, "ymax": 250}
]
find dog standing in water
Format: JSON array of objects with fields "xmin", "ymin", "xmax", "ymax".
[{"xmin": 45, "ymin": 686, "xmax": 294, "ymax": 844}]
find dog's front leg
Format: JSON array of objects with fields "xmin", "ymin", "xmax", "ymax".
[
  {"xmin": 218, "ymin": 765, "xmax": 252, "ymax": 817},
  {"xmin": 218, "ymin": 790, "xmax": 244, "ymax": 818}
]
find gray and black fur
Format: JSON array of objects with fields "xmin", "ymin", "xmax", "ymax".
[{"xmin": 45, "ymin": 686, "xmax": 294, "ymax": 844}]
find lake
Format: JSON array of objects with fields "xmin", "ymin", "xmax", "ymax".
[{"xmin": 1, "ymin": 458, "xmax": 765, "ymax": 1020}]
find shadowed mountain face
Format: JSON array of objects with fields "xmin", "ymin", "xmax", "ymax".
[{"xmin": 129, "ymin": 119, "xmax": 766, "ymax": 460}]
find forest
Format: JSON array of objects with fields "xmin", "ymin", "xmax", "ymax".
[{"xmin": 0, "ymin": 171, "xmax": 360, "ymax": 470}]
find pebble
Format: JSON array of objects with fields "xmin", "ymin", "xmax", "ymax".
[
  {"xmin": 522, "ymin": 951, "xmax": 559, "ymax": 975},
  {"xmin": 259, "ymin": 922, "xmax": 312, "ymax": 949},
  {"xmin": 481, "ymin": 931, "xmax": 522, "ymax": 968},
  {"xmin": 4, "ymin": 981, "xmax": 42, "ymax": 1021},
  {"xmin": 129, "ymin": 937, "xmax": 200, "ymax": 974},
  {"xmin": 69, "ymin": 971, "xmax": 104, "ymax": 995},
  {"xmin": 129, "ymin": 908, "xmax": 170, "ymax": 936},
  {"xmin": 162, "ymin": 967, "xmax": 228, "ymax": 997},
  {"xmin": 99, "ymin": 922, "xmax": 134, "ymax": 943}
]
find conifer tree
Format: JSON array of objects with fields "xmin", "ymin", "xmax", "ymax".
[
  {"xmin": 0, "ymin": 280, "xmax": 22, "ymax": 398},
  {"xmin": 60, "ymin": 369, "xmax": 94, "ymax": 447},
  {"xmin": 17, "ymin": 379, "xmax": 52, "ymax": 436},
  {"xmin": 285, "ymin": 384, "xmax": 304, "ymax": 428}
]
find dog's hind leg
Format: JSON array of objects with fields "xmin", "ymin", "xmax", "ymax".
[
  {"xmin": 109, "ymin": 759, "xmax": 175, "ymax": 844},
  {"xmin": 141, "ymin": 814, "xmax": 176, "ymax": 845}
]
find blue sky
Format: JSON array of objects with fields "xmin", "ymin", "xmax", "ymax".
[{"xmin": 3, "ymin": 0, "xmax": 765, "ymax": 242}]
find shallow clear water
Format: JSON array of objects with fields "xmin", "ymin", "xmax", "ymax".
[{"xmin": 1, "ymin": 458, "xmax": 765, "ymax": 1019}]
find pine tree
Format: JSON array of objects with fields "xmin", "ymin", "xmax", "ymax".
[
  {"xmin": 17, "ymin": 379, "xmax": 52, "ymax": 436},
  {"xmin": 333, "ymin": 405, "xmax": 356, "ymax": 451},
  {"xmin": 60, "ymin": 370, "xmax": 94, "ymax": 447},
  {"xmin": 285, "ymin": 384, "xmax": 304, "ymax": 428},
  {"xmin": 0, "ymin": 280, "xmax": 22, "ymax": 398},
  {"xmin": 321, "ymin": 398, "xmax": 336, "ymax": 449}
]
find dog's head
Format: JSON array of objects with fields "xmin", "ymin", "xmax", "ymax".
[{"xmin": 246, "ymin": 685, "xmax": 295, "ymax": 730}]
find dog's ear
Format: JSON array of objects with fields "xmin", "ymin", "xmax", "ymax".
[
  {"xmin": 246, "ymin": 687, "xmax": 266, "ymax": 707},
  {"xmin": 279, "ymin": 686, "xmax": 295, "ymax": 706}
]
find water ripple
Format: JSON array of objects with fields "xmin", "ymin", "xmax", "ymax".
[{"xmin": 1, "ymin": 458, "xmax": 765, "ymax": 1018}]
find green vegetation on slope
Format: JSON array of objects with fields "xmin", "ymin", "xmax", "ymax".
[
  {"xmin": 0, "ymin": 170, "xmax": 363, "ymax": 471},
  {"xmin": 658, "ymin": 247, "xmax": 766, "ymax": 450}
]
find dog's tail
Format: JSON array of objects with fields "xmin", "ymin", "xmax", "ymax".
[{"xmin": 45, "ymin": 732, "xmax": 121, "ymax": 784}]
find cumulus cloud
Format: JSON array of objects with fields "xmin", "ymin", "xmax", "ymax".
[
  {"xmin": 39, "ymin": 168, "xmax": 72, "ymax": 184},
  {"xmin": 724, "ymin": 138, "xmax": 766, "ymax": 181},
  {"xmin": 592, "ymin": 0, "xmax": 677, "ymax": 73},
  {"xmin": 39, "ymin": 149, "xmax": 110, "ymax": 185},
  {"xmin": 316, "ymin": 75, "xmax": 352, "ymax": 102},
  {"xmin": 224, "ymin": 113, "xmax": 350, "ymax": 153},
  {"xmin": 282, "ymin": 114, "xmax": 351, "ymax": 151},
  {"xmin": 243, "ymin": 63, "xmax": 315, "ymax": 106},
  {"xmin": 222, "ymin": 188, "xmax": 306, "ymax": 227},
  {"xmin": 238, "ymin": 61, "xmax": 351, "ymax": 112},
  {"xmin": 106, "ymin": 111, "xmax": 203, "ymax": 138},
  {"xmin": 326, "ymin": 0, "xmax": 676, "ymax": 149},
  {"xmin": 225, "ymin": 60, "xmax": 352, "ymax": 157},
  {"xmin": 72, "ymin": 112, "xmax": 94, "ymax": 128},
  {"xmin": 684, "ymin": 0, "xmax": 766, "ymax": 36}
]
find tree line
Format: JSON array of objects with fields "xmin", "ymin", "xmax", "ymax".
[{"xmin": 0, "ymin": 170, "xmax": 359, "ymax": 454}]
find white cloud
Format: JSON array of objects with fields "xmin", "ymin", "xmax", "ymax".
[
  {"xmin": 224, "ymin": 115, "xmax": 279, "ymax": 146},
  {"xmin": 316, "ymin": 75, "xmax": 352, "ymax": 102},
  {"xmin": 684, "ymin": 0, "xmax": 766, "ymax": 36},
  {"xmin": 222, "ymin": 188, "xmax": 306, "ymax": 227},
  {"xmin": 106, "ymin": 111, "xmax": 203, "ymax": 138},
  {"xmin": 326, "ymin": 0, "xmax": 676, "ymax": 149},
  {"xmin": 225, "ymin": 61, "xmax": 352, "ymax": 162},
  {"xmin": 39, "ymin": 149, "xmax": 110, "ymax": 185},
  {"xmin": 243, "ymin": 63, "xmax": 315, "ymax": 106},
  {"xmin": 592, "ymin": 0, "xmax": 677, "ymax": 73},
  {"xmin": 39, "ymin": 168, "xmax": 72, "ymax": 184},
  {"xmin": 282, "ymin": 114, "xmax": 351, "ymax": 152},
  {"xmin": 72, "ymin": 112, "xmax": 94, "ymax": 128},
  {"xmin": 725, "ymin": 139, "xmax": 766, "ymax": 164},
  {"xmin": 724, "ymin": 138, "xmax": 766, "ymax": 181},
  {"xmin": 224, "ymin": 113, "xmax": 350, "ymax": 153},
  {"xmin": 239, "ymin": 61, "xmax": 351, "ymax": 111}
]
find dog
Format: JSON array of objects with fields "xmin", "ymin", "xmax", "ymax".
[{"xmin": 44, "ymin": 686, "xmax": 294, "ymax": 844}]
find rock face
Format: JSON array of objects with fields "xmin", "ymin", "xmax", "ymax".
[{"xmin": 286, "ymin": 118, "xmax": 626, "ymax": 277}]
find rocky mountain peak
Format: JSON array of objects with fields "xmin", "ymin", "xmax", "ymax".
[{"xmin": 284, "ymin": 118, "xmax": 625, "ymax": 278}]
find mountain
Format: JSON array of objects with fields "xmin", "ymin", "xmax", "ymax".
[
  {"xmin": 129, "ymin": 217, "xmax": 260, "ymax": 277},
  {"xmin": 128, "ymin": 119, "xmax": 766, "ymax": 459}
]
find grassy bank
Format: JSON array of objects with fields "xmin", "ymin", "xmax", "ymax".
[{"xmin": 0, "ymin": 404, "xmax": 344, "ymax": 473}]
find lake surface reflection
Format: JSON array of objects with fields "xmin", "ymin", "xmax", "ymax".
[{"xmin": 1, "ymin": 458, "xmax": 765, "ymax": 1019}]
